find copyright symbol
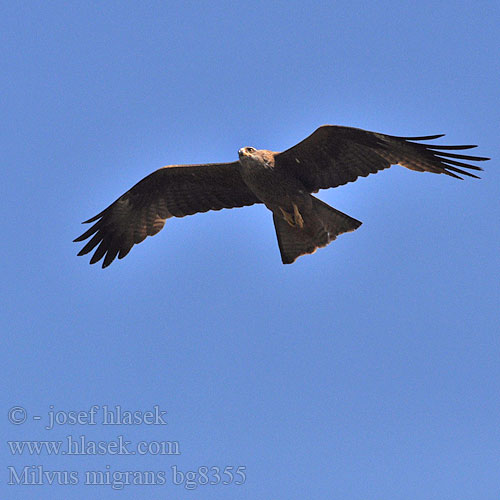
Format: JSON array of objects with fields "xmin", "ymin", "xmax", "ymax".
[{"xmin": 8, "ymin": 406, "xmax": 27, "ymax": 425}]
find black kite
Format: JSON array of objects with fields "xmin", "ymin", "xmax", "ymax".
[{"xmin": 75, "ymin": 125, "xmax": 488, "ymax": 267}]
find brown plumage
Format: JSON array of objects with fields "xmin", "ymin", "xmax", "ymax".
[{"xmin": 74, "ymin": 125, "xmax": 489, "ymax": 267}]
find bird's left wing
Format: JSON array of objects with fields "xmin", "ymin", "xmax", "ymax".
[
  {"xmin": 74, "ymin": 162, "xmax": 260, "ymax": 267},
  {"xmin": 275, "ymin": 125, "xmax": 489, "ymax": 192}
]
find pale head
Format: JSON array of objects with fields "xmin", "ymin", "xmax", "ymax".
[
  {"xmin": 238, "ymin": 147, "xmax": 275, "ymax": 168},
  {"xmin": 238, "ymin": 147, "xmax": 257, "ymax": 158}
]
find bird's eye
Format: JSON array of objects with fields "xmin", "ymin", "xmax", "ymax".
[{"xmin": 247, "ymin": 147, "xmax": 255, "ymax": 153}]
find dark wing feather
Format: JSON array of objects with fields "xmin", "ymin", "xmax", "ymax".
[
  {"xmin": 74, "ymin": 162, "xmax": 260, "ymax": 267},
  {"xmin": 275, "ymin": 125, "xmax": 489, "ymax": 192}
]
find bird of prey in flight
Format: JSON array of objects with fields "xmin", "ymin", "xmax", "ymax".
[{"xmin": 75, "ymin": 125, "xmax": 488, "ymax": 268}]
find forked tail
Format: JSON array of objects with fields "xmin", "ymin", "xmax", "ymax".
[{"xmin": 273, "ymin": 196, "xmax": 362, "ymax": 264}]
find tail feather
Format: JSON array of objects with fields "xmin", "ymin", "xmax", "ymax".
[{"xmin": 273, "ymin": 196, "xmax": 361, "ymax": 264}]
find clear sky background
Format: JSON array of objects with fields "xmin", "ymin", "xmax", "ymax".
[{"xmin": 2, "ymin": 1, "xmax": 499, "ymax": 499}]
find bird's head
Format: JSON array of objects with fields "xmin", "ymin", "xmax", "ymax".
[
  {"xmin": 238, "ymin": 147, "xmax": 275, "ymax": 168},
  {"xmin": 238, "ymin": 147, "xmax": 257, "ymax": 158}
]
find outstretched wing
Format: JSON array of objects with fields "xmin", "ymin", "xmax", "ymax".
[
  {"xmin": 275, "ymin": 125, "xmax": 489, "ymax": 192},
  {"xmin": 74, "ymin": 162, "xmax": 260, "ymax": 267}
]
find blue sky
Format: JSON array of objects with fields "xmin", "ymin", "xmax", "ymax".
[{"xmin": 2, "ymin": 1, "xmax": 499, "ymax": 498}]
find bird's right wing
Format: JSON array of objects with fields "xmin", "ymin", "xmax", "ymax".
[{"xmin": 74, "ymin": 162, "xmax": 261, "ymax": 267}]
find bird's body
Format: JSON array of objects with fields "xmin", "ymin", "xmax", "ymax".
[
  {"xmin": 238, "ymin": 147, "xmax": 306, "ymax": 215},
  {"xmin": 75, "ymin": 125, "xmax": 489, "ymax": 268}
]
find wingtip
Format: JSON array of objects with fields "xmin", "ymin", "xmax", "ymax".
[
  {"xmin": 82, "ymin": 211, "xmax": 105, "ymax": 224},
  {"xmin": 402, "ymin": 133, "xmax": 446, "ymax": 141}
]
